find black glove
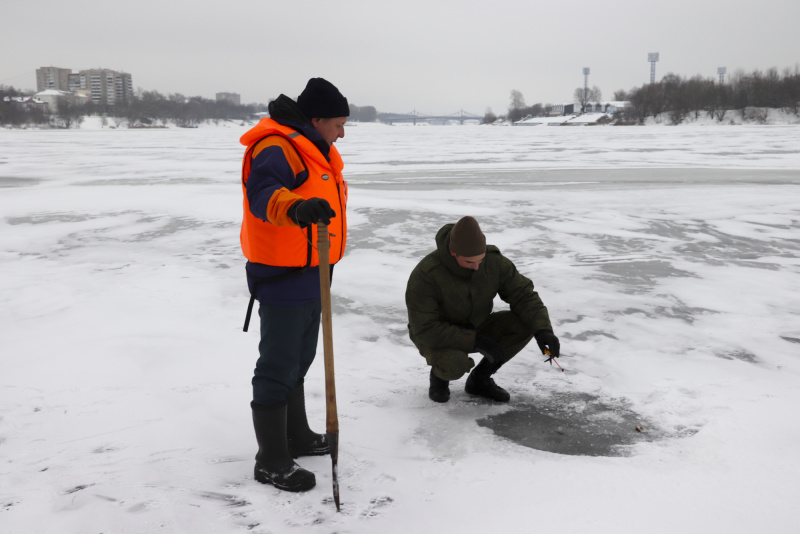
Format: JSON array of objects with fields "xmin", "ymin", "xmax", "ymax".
[
  {"xmin": 474, "ymin": 333, "xmax": 505, "ymax": 364},
  {"xmin": 534, "ymin": 330, "xmax": 560, "ymax": 360},
  {"xmin": 289, "ymin": 198, "xmax": 336, "ymax": 227}
]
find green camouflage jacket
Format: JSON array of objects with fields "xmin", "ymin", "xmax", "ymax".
[{"xmin": 405, "ymin": 223, "xmax": 552, "ymax": 352}]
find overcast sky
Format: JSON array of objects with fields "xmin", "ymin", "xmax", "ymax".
[{"xmin": 2, "ymin": 0, "xmax": 799, "ymax": 116}]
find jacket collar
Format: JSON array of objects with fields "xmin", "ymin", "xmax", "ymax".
[{"xmin": 268, "ymin": 94, "xmax": 331, "ymax": 161}]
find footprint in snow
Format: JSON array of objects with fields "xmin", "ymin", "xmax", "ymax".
[{"xmin": 361, "ymin": 496, "xmax": 395, "ymax": 519}]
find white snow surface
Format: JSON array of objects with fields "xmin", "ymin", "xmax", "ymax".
[{"xmin": 1, "ymin": 122, "xmax": 800, "ymax": 533}]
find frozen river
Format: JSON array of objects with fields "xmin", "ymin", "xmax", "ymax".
[{"xmin": 1, "ymin": 122, "xmax": 799, "ymax": 533}]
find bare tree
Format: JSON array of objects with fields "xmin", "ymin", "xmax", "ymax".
[
  {"xmin": 482, "ymin": 107, "xmax": 497, "ymax": 124},
  {"xmin": 622, "ymin": 82, "xmax": 666, "ymax": 123},
  {"xmin": 56, "ymin": 97, "xmax": 84, "ymax": 129},
  {"xmin": 350, "ymin": 104, "xmax": 377, "ymax": 122},
  {"xmin": 573, "ymin": 87, "xmax": 589, "ymax": 112},
  {"xmin": 508, "ymin": 90, "xmax": 526, "ymax": 122},
  {"xmin": 780, "ymin": 66, "xmax": 800, "ymax": 115},
  {"xmin": 509, "ymin": 90, "xmax": 525, "ymax": 110},
  {"xmin": 682, "ymin": 76, "xmax": 713, "ymax": 120},
  {"xmin": 574, "ymin": 86, "xmax": 602, "ymax": 112},
  {"xmin": 590, "ymin": 86, "xmax": 602, "ymax": 105},
  {"xmin": 623, "ymin": 87, "xmax": 650, "ymax": 124},
  {"xmin": 761, "ymin": 67, "xmax": 781, "ymax": 108},
  {"xmin": 661, "ymin": 74, "xmax": 688, "ymax": 124}
]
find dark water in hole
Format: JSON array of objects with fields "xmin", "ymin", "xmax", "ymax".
[{"xmin": 477, "ymin": 391, "xmax": 693, "ymax": 457}]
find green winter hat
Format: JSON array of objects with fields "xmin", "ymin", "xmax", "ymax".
[{"xmin": 449, "ymin": 216, "xmax": 486, "ymax": 257}]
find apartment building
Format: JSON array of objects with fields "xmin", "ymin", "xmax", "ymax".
[
  {"xmin": 36, "ymin": 67, "xmax": 72, "ymax": 92},
  {"xmin": 67, "ymin": 69, "xmax": 134, "ymax": 106}
]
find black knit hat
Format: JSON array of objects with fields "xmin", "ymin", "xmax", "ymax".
[
  {"xmin": 297, "ymin": 78, "xmax": 350, "ymax": 119},
  {"xmin": 449, "ymin": 216, "xmax": 486, "ymax": 257}
]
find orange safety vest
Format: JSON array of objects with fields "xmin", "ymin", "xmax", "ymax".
[{"xmin": 240, "ymin": 118, "xmax": 347, "ymax": 268}]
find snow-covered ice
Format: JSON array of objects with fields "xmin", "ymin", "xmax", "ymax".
[{"xmin": 1, "ymin": 121, "xmax": 799, "ymax": 533}]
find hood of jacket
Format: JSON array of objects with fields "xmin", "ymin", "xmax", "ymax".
[{"xmin": 268, "ymin": 94, "xmax": 331, "ymax": 161}]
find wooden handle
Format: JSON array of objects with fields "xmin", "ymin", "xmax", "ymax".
[{"xmin": 317, "ymin": 223, "xmax": 339, "ymax": 435}]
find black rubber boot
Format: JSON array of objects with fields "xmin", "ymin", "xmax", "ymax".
[
  {"xmin": 251, "ymin": 401, "xmax": 316, "ymax": 492},
  {"xmin": 465, "ymin": 357, "xmax": 510, "ymax": 402},
  {"xmin": 429, "ymin": 369, "xmax": 450, "ymax": 403},
  {"xmin": 287, "ymin": 379, "xmax": 329, "ymax": 458}
]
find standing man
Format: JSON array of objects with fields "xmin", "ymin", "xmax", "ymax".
[
  {"xmin": 239, "ymin": 78, "xmax": 349, "ymax": 492},
  {"xmin": 405, "ymin": 216, "xmax": 560, "ymax": 403}
]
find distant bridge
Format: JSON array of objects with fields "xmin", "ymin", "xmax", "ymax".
[{"xmin": 377, "ymin": 109, "xmax": 483, "ymax": 125}]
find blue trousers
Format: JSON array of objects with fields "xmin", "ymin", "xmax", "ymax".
[{"xmin": 252, "ymin": 299, "xmax": 321, "ymax": 406}]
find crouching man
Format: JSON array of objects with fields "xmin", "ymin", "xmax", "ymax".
[{"xmin": 405, "ymin": 216, "xmax": 560, "ymax": 403}]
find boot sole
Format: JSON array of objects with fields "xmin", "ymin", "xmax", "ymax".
[
  {"xmin": 465, "ymin": 385, "xmax": 510, "ymax": 402},
  {"xmin": 289, "ymin": 436, "xmax": 330, "ymax": 458},
  {"xmin": 290, "ymin": 447, "xmax": 331, "ymax": 458}
]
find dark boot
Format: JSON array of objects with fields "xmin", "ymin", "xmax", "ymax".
[
  {"xmin": 251, "ymin": 401, "xmax": 316, "ymax": 492},
  {"xmin": 429, "ymin": 369, "xmax": 450, "ymax": 403},
  {"xmin": 465, "ymin": 357, "xmax": 510, "ymax": 402},
  {"xmin": 287, "ymin": 379, "xmax": 329, "ymax": 458}
]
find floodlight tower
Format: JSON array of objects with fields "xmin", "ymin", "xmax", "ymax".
[
  {"xmin": 717, "ymin": 67, "xmax": 727, "ymax": 85},
  {"xmin": 583, "ymin": 67, "xmax": 590, "ymax": 109},
  {"xmin": 648, "ymin": 52, "xmax": 660, "ymax": 84}
]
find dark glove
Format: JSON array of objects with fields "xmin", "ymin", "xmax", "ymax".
[
  {"xmin": 534, "ymin": 330, "xmax": 560, "ymax": 360},
  {"xmin": 474, "ymin": 333, "xmax": 505, "ymax": 364},
  {"xmin": 289, "ymin": 198, "xmax": 336, "ymax": 227}
]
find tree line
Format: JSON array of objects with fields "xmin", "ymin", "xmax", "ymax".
[
  {"xmin": 0, "ymin": 86, "xmax": 267, "ymax": 128},
  {"xmin": 1, "ymin": 85, "xmax": 48, "ymax": 126},
  {"xmin": 498, "ymin": 86, "xmax": 604, "ymax": 124},
  {"xmin": 617, "ymin": 67, "xmax": 800, "ymax": 124},
  {"xmin": 1, "ymin": 85, "xmax": 381, "ymax": 128},
  {"xmin": 122, "ymin": 91, "xmax": 264, "ymax": 127},
  {"xmin": 497, "ymin": 66, "xmax": 800, "ymax": 125}
]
